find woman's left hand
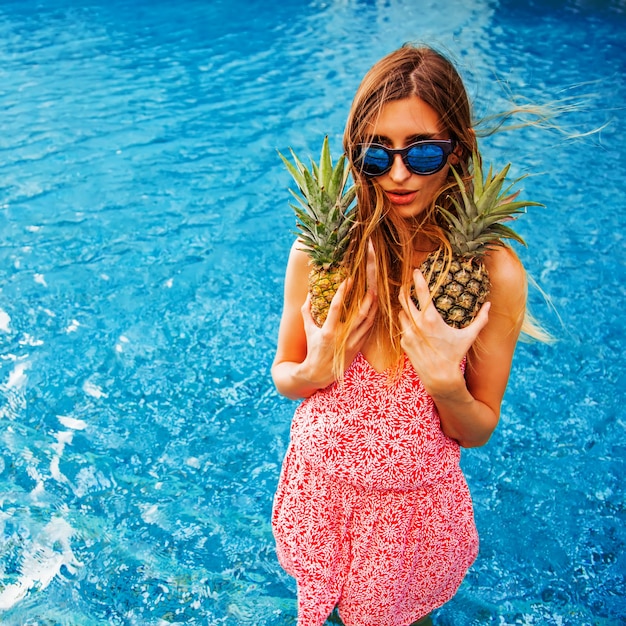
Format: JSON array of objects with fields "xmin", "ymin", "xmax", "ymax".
[{"xmin": 398, "ymin": 268, "xmax": 490, "ymax": 399}]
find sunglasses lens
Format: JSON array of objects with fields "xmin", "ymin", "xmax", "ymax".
[
  {"xmin": 405, "ymin": 144, "xmax": 446, "ymax": 174},
  {"xmin": 360, "ymin": 146, "xmax": 392, "ymax": 176}
]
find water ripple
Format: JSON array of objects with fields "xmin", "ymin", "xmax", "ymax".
[{"xmin": 0, "ymin": 0, "xmax": 624, "ymax": 624}]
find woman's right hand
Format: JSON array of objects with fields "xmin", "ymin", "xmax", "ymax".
[
  {"xmin": 299, "ymin": 278, "xmax": 377, "ymax": 390},
  {"xmin": 272, "ymin": 240, "xmax": 378, "ymax": 400}
]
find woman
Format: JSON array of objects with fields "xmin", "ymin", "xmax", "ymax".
[{"xmin": 271, "ymin": 44, "xmax": 528, "ymax": 626}]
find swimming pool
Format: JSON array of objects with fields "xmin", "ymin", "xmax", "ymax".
[{"xmin": 0, "ymin": 0, "xmax": 624, "ymax": 623}]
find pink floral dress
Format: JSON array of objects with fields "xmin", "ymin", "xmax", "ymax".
[{"xmin": 272, "ymin": 352, "xmax": 479, "ymax": 626}]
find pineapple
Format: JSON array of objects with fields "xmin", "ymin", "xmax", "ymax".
[
  {"xmin": 419, "ymin": 151, "xmax": 542, "ymax": 328},
  {"xmin": 280, "ymin": 136, "xmax": 357, "ymax": 327}
]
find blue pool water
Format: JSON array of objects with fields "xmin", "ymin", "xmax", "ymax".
[{"xmin": 0, "ymin": 0, "xmax": 624, "ymax": 624}]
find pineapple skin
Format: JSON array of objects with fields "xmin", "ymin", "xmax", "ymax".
[
  {"xmin": 419, "ymin": 254, "xmax": 490, "ymax": 329},
  {"xmin": 309, "ymin": 264, "xmax": 347, "ymax": 327}
]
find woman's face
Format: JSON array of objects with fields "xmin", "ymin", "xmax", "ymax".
[{"xmin": 366, "ymin": 95, "xmax": 454, "ymax": 219}]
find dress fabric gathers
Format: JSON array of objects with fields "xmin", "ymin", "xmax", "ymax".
[{"xmin": 272, "ymin": 352, "xmax": 479, "ymax": 626}]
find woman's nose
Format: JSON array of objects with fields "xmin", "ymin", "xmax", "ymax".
[{"xmin": 388, "ymin": 154, "xmax": 411, "ymax": 182}]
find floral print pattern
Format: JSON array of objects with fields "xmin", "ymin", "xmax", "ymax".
[{"xmin": 272, "ymin": 353, "xmax": 478, "ymax": 626}]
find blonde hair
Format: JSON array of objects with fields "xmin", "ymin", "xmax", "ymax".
[{"xmin": 332, "ymin": 44, "xmax": 548, "ymax": 379}]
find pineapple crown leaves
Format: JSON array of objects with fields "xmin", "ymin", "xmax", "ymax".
[
  {"xmin": 438, "ymin": 150, "xmax": 544, "ymax": 256},
  {"xmin": 279, "ymin": 136, "xmax": 357, "ymax": 268}
]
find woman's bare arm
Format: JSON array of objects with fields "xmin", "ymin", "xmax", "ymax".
[
  {"xmin": 399, "ymin": 246, "xmax": 526, "ymax": 447},
  {"xmin": 271, "ymin": 241, "xmax": 377, "ymax": 400}
]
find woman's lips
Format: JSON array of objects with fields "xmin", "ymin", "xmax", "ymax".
[{"xmin": 385, "ymin": 189, "xmax": 418, "ymax": 205}]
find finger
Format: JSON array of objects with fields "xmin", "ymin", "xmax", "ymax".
[
  {"xmin": 346, "ymin": 291, "xmax": 377, "ymax": 348},
  {"xmin": 398, "ymin": 308, "xmax": 423, "ymax": 345},
  {"xmin": 300, "ymin": 292, "xmax": 316, "ymax": 330},
  {"xmin": 323, "ymin": 278, "xmax": 351, "ymax": 327},
  {"xmin": 411, "ymin": 269, "xmax": 433, "ymax": 312},
  {"xmin": 366, "ymin": 240, "xmax": 377, "ymax": 296},
  {"xmin": 398, "ymin": 308, "xmax": 410, "ymax": 332},
  {"xmin": 462, "ymin": 301, "xmax": 491, "ymax": 340},
  {"xmin": 355, "ymin": 290, "xmax": 378, "ymax": 334},
  {"xmin": 398, "ymin": 284, "xmax": 419, "ymax": 320},
  {"xmin": 361, "ymin": 288, "xmax": 377, "ymax": 319}
]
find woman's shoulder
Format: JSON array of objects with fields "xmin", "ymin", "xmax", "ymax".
[
  {"xmin": 285, "ymin": 239, "xmax": 312, "ymax": 274},
  {"xmin": 288, "ymin": 238, "xmax": 312, "ymax": 263},
  {"xmin": 482, "ymin": 246, "xmax": 527, "ymax": 320},
  {"xmin": 484, "ymin": 245, "xmax": 526, "ymax": 292},
  {"xmin": 283, "ymin": 239, "xmax": 313, "ymax": 300}
]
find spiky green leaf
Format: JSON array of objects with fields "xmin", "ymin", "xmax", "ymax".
[
  {"xmin": 438, "ymin": 150, "xmax": 543, "ymax": 257},
  {"xmin": 280, "ymin": 138, "xmax": 357, "ymax": 267},
  {"xmin": 318, "ymin": 135, "xmax": 333, "ymax": 189}
]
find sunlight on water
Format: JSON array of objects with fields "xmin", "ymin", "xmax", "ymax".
[{"xmin": 0, "ymin": 0, "xmax": 624, "ymax": 624}]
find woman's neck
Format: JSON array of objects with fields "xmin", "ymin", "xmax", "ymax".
[{"xmin": 409, "ymin": 231, "xmax": 438, "ymax": 266}]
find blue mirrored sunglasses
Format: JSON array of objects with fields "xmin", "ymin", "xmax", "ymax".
[{"xmin": 356, "ymin": 139, "xmax": 455, "ymax": 177}]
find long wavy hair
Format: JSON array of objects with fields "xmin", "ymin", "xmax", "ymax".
[{"xmin": 333, "ymin": 44, "xmax": 478, "ymax": 377}]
